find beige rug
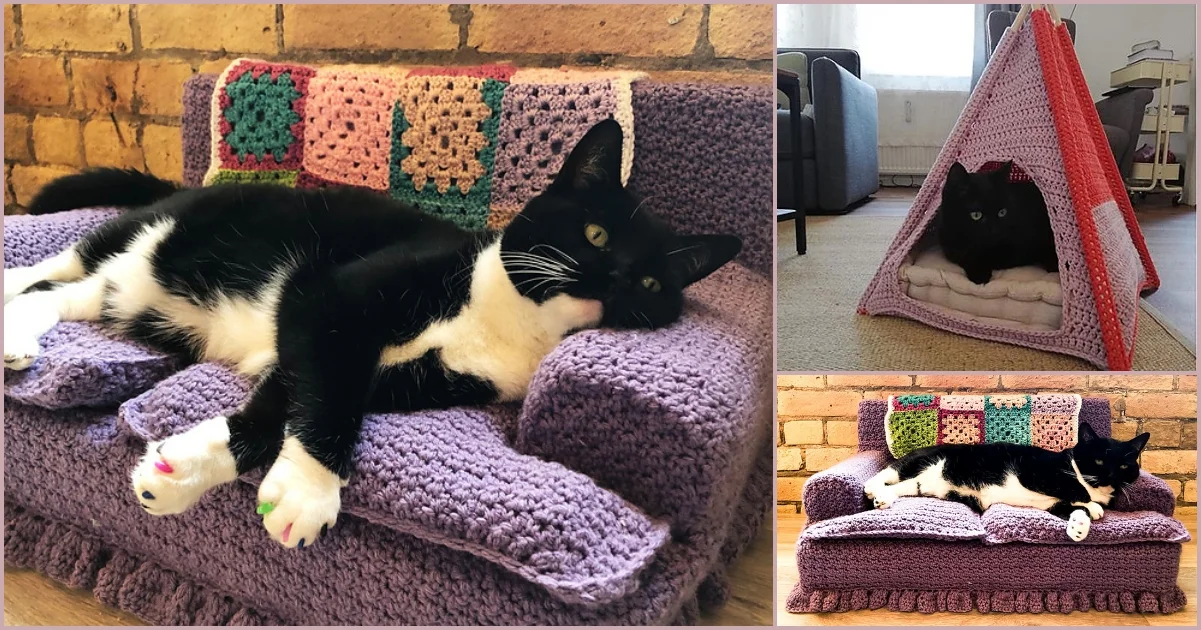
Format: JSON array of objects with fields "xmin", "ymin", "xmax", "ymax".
[{"xmin": 777, "ymin": 216, "xmax": 1197, "ymax": 371}]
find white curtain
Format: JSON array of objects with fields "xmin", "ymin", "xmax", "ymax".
[{"xmin": 777, "ymin": 4, "xmax": 977, "ymax": 92}]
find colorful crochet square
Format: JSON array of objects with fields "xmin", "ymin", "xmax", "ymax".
[
  {"xmin": 388, "ymin": 73, "xmax": 506, "ymax": 231},
  {"xmin": 302, "ymin": 69, "xmax": 401, "ymax": 191},
  {"xmin": 938, "ymin": 410, "xmax": 984, "ymax": 445},
  {"xmin": 201, "ymin": 59, "xmax": 645, "ymax": 232},
  {"xmin": 211, "ymin": 61, "xmax": 314, "ymax": 174},
  {"xmin": 884, "ymin": 395, "xmax": 940, "ymax": 458},
  {"xmin": 489, "ymin": 71, "xmax": 642, "ymax": 230},
  {"xmin": 208, "ymin": 169, "xmax": 298, "ymax": 187},
  {"xmin": 984, "ymin": 395, "xmax": 1033, "ymax": 445},
  {"xmin": 885, "ymin": 393, "xmax": 1081, "ymax": 458}
]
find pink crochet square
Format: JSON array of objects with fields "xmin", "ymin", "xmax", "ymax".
[
  {"xmin": 302, "ymin": 70, "xmax": 400, "ymax": 191},
  {"xmin": 940, "ymin": 395, "xmax": 985, "ymax": 412},
  {"xmin": 1031, "ymin": 413, "xmax": 1075, "ymax": 451},
  {"xmin": 939, "ymin": 411, "xmax": 984, "ymax": 445}
]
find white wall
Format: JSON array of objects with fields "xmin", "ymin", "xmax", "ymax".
[{"xmin": 1056, "ymin": 3, "xmax": 1196, "ymax": 158}]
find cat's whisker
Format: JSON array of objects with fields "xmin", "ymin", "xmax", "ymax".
[
  {"xmin": 531, "ymin": 244, "xmax": 578, "ymax": 265},
  {"xmin": 666, "ymin": 244, "xmax": 702, "ymax": 257},
  {"xmin": 629, "ymin": 196, "xmax": 653, "ymax": 220}
]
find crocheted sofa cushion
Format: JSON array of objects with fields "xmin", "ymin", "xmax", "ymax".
[
  {"xmin": 4, "ymin": 209, "xmax": 182, "ymax": 409},
  {"xmin": 901, "ymin": 248, "xmax": 1063, "ymax": 330},
  {"xmin": 118, "ymin": 363, "xmax": 671, "ymax": 606},
  {"xmin": 802, "ymin": 497, "xmax": 986, "ymax": 542},
  {"xmin": 884, "ymin": 393, "xmax": 1081, "ymax": 459},
  {"xmin": 982, "ymin": 504, "xmax": 1190, "ymax": 546}
]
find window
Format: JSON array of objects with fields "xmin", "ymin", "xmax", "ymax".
[{"xmin": 778, "ymin": 4, "xmax": 977, "ymax": 92}]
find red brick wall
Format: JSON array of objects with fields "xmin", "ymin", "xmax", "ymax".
[
  {"xmin": 3, "ymin": 4, "xmax": 772, "ymax": 213},
  {"xmin": 777, "ymin": 375, "xmax": 1199, "ymax": 514}
]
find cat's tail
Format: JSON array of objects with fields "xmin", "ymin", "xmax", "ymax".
[{"xmin": 26, "ymin": 168, "xmax": 181, "ymax": 215}]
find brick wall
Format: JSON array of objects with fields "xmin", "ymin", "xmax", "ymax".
[
  {"xmin": 777, "ymin": 374, "xmax": 1199, "ymax": 514},
  {"xmin": 3, "ymin": 4, "xmax": 772, "ymax": 213}
]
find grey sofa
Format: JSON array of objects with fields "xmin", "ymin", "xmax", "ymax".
[
  {"xmin": 986, "ymin": 10, "xmax": 1154, "ymax": 180},
  {"xmin": 777, "ymin": 48, "xmax": 880, "ymax": 216}
]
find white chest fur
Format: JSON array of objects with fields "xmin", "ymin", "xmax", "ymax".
[{"xmin": 378, "ymin": 241, "xmax": 603, "ymax": 401}]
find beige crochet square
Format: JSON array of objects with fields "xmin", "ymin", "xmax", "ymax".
[
  {"xmin": 989, "ymin": 395, "xmax": 1028, "ymax": 410},
  {"xmin": 398, "ymin": 75, "xmax": 492, "ymax": 195},
  {"xmin": 940, "ymin": 413, "xmax": 982, "ymax": 444},
  {"xmin": 1031, "ymin": 413, "xmax": 1075, "ymax": 452}
]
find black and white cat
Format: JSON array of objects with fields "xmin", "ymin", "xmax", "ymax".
[
  {"xmin": 3, "ymin": 119, "xmax": 742, "ymax": 549},
  {"xmin": 935, "ymin": 160, "xmax": 1058, "ymax": 285},
  {"xmin": 863, "ymin": 424, "xmax": 1151, "ymax": 541}
]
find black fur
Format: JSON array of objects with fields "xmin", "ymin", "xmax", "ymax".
[
  {"xmin": 935, "ymin": 161, "xmax": 1058, "ymax": 285},
  {"xmin": 26, "ymin": 119, "xmax": 742, "ymax": 481},
  {"xmin": 27, "ymin": 168, "xmax": 179, "ymax": 215},
  {"xmin": 882, "ymin": 423, "xmax": 1150, "ymax": 517}
]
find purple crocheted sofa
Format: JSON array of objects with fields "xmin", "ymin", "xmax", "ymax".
[
  {"xmin": 787, "ymin": 398, "xmax": 1189, "ymax": 615},
  {"xmin": 3, "ymin": 76, "xmax": 773, "ymax": 624}
]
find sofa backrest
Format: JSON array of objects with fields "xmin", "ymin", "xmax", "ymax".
[
  {"xmin": 179, "ymin": 73, "xmax": 773, "ymax": 276},
  {"xmin": 855, "ymin": 396, "xmax": 1113, "ymax": 454}
]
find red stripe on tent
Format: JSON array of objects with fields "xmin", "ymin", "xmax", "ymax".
[{"xmin": 1032, "ymin": 10, "xmax": 1135, "ymax": 369}]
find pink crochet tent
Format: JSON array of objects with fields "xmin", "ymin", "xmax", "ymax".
[{"xmin": 858, "ymin": 7, "xmax": 1159, "ymax": 370}]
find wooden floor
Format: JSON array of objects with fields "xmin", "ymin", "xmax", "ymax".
[
  {"xmin": 790, "ymin": 187, "xmax": 1197, "ymax": 347},
  {"xmin": 776, "ymin": 508, "xmax": 1198, "ymax": 626},
  {"xmin": 5, "ymin": 517, "xmax": 773, "ymax": 626}
]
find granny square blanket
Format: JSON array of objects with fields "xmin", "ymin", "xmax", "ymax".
[
  {"xmin": 884, "ymin": 393, "xmax": 1082, "ymax": 458},
  {"xmin": 202, "ymin": 58, "xmax": 645, "ymax": 231}
]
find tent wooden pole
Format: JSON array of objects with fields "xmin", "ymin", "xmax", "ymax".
[{"xmin": 1013, "ymin": 4, "xmax": 1032, "ymax": 29}]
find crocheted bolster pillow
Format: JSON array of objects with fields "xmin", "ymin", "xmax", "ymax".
[
  {"xmin": 982, "ymin": 503, "xmax": 1191, "ymax": 546},
  {"xmin": 4, "ymin": 210, "xmax": 183, "ymax": 408},
  {"xmin": 118, "ymin": 363, "xmax": 671, "ymax": 607},
  {"xmin": 884, "ymin": 393, "xmax": 1082, "ymax": 459}
]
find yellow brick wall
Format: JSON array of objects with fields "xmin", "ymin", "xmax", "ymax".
[
  {"xmin": 776, "ymin": 374, "xmax": 1199, "ymax": 514},
  {"xmin": 3, "ymin": 3, "xmax": 773, "ymax": 213}
]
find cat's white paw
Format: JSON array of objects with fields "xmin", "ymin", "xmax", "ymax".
[
  {"xmin": 3, "ymin": 334, "xmax": 40, "ymax": 371},
  {"xmin": 131, "ymin": 417, "xmax": 238, "ymax": 515},
  {"xmin": 257, "ymin": 436, "xmax": 343, "ymax": 549},
  {"xmin": 871, "ymin": 486, "xmax": 897, "ymax": 509},
  {"xmin": 1066, "ymin": 509, "xmax": 1091, "ymax": 541},
  {"xmin": 1083, "ymin": 501, "xmax": 1104, "ymax": 521}
]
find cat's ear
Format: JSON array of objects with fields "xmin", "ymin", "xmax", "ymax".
[
  {"xmin": 946, "ymin": 162, "xmax": 969, "ymax": 185},
  {"xmin": 550, "ymin": 119, "xmax": 623, "ymax": 194},
  {"xmin": 667, "ymin": 234, "xmax": 743, "ymax": 287},
  {"xmin": 1078, "ymin": 422, "xmax": 1100, "ymax": 443},
  {"xmin": 992, "ymin": 161, "xmax": 1013, "ymax": 183},
  {"xmin": 1128, "ymin": 432, "xmax": 1151, "ymax": 455}
]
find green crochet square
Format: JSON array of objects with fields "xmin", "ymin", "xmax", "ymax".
[
  {"xmin": 895, "ymin": 394, "xmax": 937, "ymax": 408},
  {"xmin": 388, "ymin": 78, "xmax": 506, "ymax": 231},
  {"xmin": 222, "ymin": 71, "xmax": 303, "ymax": 163},
  {"xmin": 984, "ymin": 395, "xmax": 1033, "ymax": 445},
  {"xmin": 209, "ymin": 169, "xmax": 298, "ymax": 187},
  {"xmin": 887, "ymin": 408, "xmax": 938, "ymax": 458}
]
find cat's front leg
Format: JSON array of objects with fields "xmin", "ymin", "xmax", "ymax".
[
  {"xmin": 963, "ymin": 264, "xmax": 993, "ymax": 285},
  {"xmin": 257, "ymin": 435, "xmax": 345, "ymax": 549},
  {"xmin": 1049, "ymin": 501, "xmax": 1091, "ymax": 541},
  {"xmin": 1074, "ymin": 501, "xmax": 1104, "ymax": 521}
]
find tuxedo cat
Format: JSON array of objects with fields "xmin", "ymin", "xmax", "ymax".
[
  {"xmin": 3, "ymin": 119, "xmax": 742, "ymax": 549},
  {"xmin": 935, "ymin": 161, "xmax": 1058, "ymax": 285},
  {"xmin": 863, "ymin": 424, "xmax": 1150, "ymax": 542}
]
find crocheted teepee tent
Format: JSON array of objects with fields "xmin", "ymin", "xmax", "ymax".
[{"xmin": 858, "ymin": 6, "xmax": 1159, "ymax": 370}]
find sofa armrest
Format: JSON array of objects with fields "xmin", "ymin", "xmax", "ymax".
[
  {"xmin": 810, "ymin": 57, "xmax": 879, "ymax": 212},
  {"xmin": 3, "ymin": 209, "xmax": 120, "ymax": 268},
  {"xmin": 516, "ymin": 264, "xmax": 773, "ymax": 536},
  {"xmin": 802, "ymin": 450, "xmax": 891, "ymax": 523},
  {"xmin": 1110, "ymin": 470, "xmax": 1177, "ymax": 517}
]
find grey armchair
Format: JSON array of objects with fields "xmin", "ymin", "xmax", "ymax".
[
  {"xmin": 777, "ymin": 48, "xmax": 880, "ymax": 217},
  {"xmin": 986, "ymin": 10, "xmax": 1154, "ymax": 180}
]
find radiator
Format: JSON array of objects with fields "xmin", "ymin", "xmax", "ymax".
[{"xmin": 878, "ymin": 146, "xmax": 942, "ymax": 176}]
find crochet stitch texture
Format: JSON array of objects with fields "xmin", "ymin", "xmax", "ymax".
[
  {"xmin": 858, "ymin": 9, "xmax": 1159, "ymax": 370},
  {"xmin": 5, "ymin": 71, "xmax": 774, "ymax": 624},
  {"xmin": 884, "ymin": 393, "xmax": 1081, "ymax": 458},
  {"xmin": 791, "ymin": 396, "xmax": 1188, "ymax": 615}
]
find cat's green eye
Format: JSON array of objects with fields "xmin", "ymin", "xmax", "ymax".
[
  {"xmin": 970, "ymin": 211, "xmax": 983, "ymax": 221},
  {"xmin": 641, "ymin": 276, "xmax": 661, "ymax": 292},
  {"xmin": 1095, "ymin": 459, "xmax": 1104, "ymax": 466},
  {"xmin": 997, "ymin": 208, "xmax": 1008, "ymax": 218},
  {"xmin": 584, "ymin": 223, "xmax": 609, "ymax": 248}
]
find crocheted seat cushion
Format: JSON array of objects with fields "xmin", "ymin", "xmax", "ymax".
[
  {"xmin": 802, "ymin": 497, "xmax": 986, "ymax": 542},
  {"xmin": 118, "ymin": 362, "xmax": 670, "ymax": 606},
  {"xmin": 901, "ymin": 248, "xmax": 1062, "ymax": 330},
  {"xmin": 884, "ymin": 393, "xmax": 1081, "ymax": 459},
  {"xmin": 982, "ymin": 504, "xmax": 1191, "ymax": 546}
]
